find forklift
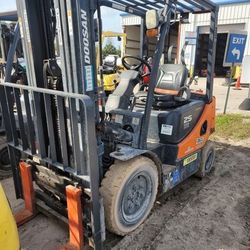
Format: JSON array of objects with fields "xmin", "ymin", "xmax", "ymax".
[
  {"xmin": 0, "ymin": 0, "xmax": 218, "ymax": 249},
  {"xmin": 96, "ymin": 31, "xmax": 127, "ymax": 95}
]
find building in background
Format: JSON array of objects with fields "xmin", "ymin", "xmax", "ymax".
[
  {"xmin": 121, "ymin": 13, "xmax": 179, "ymax": 63},
  {"xmin": 121, "ymin": 1, "xmax": 250, "ymax": 78}
]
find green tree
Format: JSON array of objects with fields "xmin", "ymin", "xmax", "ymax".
[{"xmin": 103, "ymin": 42, "xmax": 118, "ymax": 58}]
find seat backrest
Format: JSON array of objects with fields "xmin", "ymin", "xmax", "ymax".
[
  {"xmin": 103, "ymin": 55, "xmax": 117, "ymax": 74},
  {"xmin": 156, "ymin": 64, "xmax": 188, "ymax": 92},
  {"xmin": 103, "ymin": 55, "xmax": 117, "ymax": 67}
]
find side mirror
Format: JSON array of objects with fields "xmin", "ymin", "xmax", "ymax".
[
  {"xmin": 117, "ymin": 36, "xmax": 121, "ymax": 41},
  {"xmin": 146, "ymin": 10, "xmax": 159, "ymax": 30}
]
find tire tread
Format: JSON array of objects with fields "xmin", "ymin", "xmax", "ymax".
[{"xmin": 100, "ymin": 156, "xmax": 157, "ymax": 235}]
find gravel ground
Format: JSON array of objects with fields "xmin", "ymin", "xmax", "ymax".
[{"xmin": 1, "ymin": 138, "xmax": 249, "ymax": 250}]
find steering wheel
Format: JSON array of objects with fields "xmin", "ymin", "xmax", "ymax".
[{"xmin": 122, "ymin": 55, "xmax": 152, "ymax": 77}]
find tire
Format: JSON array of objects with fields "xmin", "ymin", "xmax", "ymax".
[
  {"xmin": 0, "ymin": 138, "xmax": 12, "ymax": 178},
  {"xmin": 0, "ymin": 138, "xmax": 20, "ymax": 179},
  {"xmin": 100, "ymin": 156, "xmax": 158, "ymax": 236},
  {"xmin": 195, "ymin": 141, "xmax": 215, "ymax": 178}
]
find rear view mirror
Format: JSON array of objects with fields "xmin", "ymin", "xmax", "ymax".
[{"xmin": 146, "ymin": 10, "xmax": 159, "ymax": 30}]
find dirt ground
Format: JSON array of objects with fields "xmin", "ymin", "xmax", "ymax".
[
  {"xmin": 1, "ymin": 137, "xmax": 249, "ymax": 250},
  {"xmin": 112, "ymin": 138, "xmax": 250, "ymax": 250}
]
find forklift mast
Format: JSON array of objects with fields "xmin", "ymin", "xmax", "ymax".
[{"xmin": 2, "ymin": 0, "xmax": 104, "ymax": 247}]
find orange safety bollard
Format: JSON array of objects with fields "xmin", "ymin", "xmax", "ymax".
[
  {"xmin": 61, "ymin": 185, "xmax": 84, "ymax": 250},
  {"xmin": 14, "ymin": 162, "xmax": 36, "ymax": 226},
  {"xmin": 234, "ymin": 76, "xmax": 242, "ymax": 90}
]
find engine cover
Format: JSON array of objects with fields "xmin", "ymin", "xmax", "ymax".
[{"xmin": 147, "ymin": 100, "xmax": 204, "ymax": 144}]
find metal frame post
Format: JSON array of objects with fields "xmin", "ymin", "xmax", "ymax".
[
  {"xmin": 176, "ymin": 20, "xmax": 182, "ymax": 64},
  {"xmin": 193, "ymin": 26, "xmax": 200, "ymax": 77},
  {"xmin": 206, "ymin": 6, "xmax": 219, "ymax": 103},
  {"xmin": 0, "ymin": 22, "xmax": 6, "ymax": 62},
  {"xmin": 139, "ymin": 18, "xmax": 145, "ymax": 58},
  {"xmin": 78, "ymin": 0, "xmax": 96, "ymax": 94},
  {"xmin": 4, "ymin": 24, "xmax": 20, "ymax": 82},
  {"xmin": 96, "ymin": 2, "xmax": 107, "ymax": 121},
  {"xmin": 16, "ymin": 0, "xmax": 38, "ymax": 87},
  {"xmin": 58, "ymin": 1, "xmax": 74, "ymax": 93},
  {"xmin": 223, "ymin": 62, "xmax": 234, "ymax": 114},
  {"xmin": 54, "ymin": 0, "xmax": 71, "ymax": 93},
  {"xmin": 66, "ymin": 0, "xmax": 81, "ymax": 94},
  {"xmin": 139, "ymin": 1, "xmax": 172, "ymax": 149},
  {"xmin": 8, "ymin": 146, "xmax": 22, "ymax": 198}
]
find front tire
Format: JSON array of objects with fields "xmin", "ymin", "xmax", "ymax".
[{"xmin": 100, "ymin": 156, "xmax": 158, "ymax": 236}]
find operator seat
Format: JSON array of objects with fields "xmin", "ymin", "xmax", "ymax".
[
  {"xmin": 135, "ymin": 63, "xmax": 190, "ymax": 109},
  {"xmin": 136, "ymin": 41, "xmax": 191, "ymax": 109},
  {"xmin": 102, "ymin": 55, "xmax": 117, "ymax": 74}
]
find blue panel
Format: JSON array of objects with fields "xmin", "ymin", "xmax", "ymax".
[
  {"xmin": 171, "ymin": 169, "xmax": 181, "ymax": 185},
  {"xmin": 0, "ymin": 11, "xmax": 17, "ymax": 21},
  {"xmin": 224, "ymin": 33, "xmax": 248, "ymax": 65}
]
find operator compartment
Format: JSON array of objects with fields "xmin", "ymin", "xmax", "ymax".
[{"xmin": 134, "ymin": 50, "xmax": 205, "ymax": 144}]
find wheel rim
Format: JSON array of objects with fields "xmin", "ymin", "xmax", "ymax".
[
  {"xmin": 121, "ymin": 171, "xmax": 153, "ymax": 225},
  {"xmin": 205, "ymin": 150, "xmax": 214, "ymax": 172}
]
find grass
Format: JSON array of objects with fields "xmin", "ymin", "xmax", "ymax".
[{"xmin": 214, "ymin": 114, "xmax": 250, "ymax": 140}]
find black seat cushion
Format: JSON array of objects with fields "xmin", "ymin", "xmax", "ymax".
[
  {"xmin": 135, "ymin": 91, "xmax": 174, "ymax": 102},
  {"xmin": 134, "ymin": 91, "xmax": 185, "ymax": 109},
  {"xmin": 156, "ymin": 64, "xmax": 188, "ymax": 90}
]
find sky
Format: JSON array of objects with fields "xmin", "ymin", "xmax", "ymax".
[
  {"xmin": 0, "ymin": 0, "xmax": 16, "ymax": 11},
  {"xmin": 0, "ymin": 0, "xmax": 122, "ymax": 32}
]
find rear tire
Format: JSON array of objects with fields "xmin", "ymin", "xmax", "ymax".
[
  {"xmin": 100, "ymin": 156, "xmax": 158, "ymax": 236},
  {"xmin": 195, "ymin": 141, "xmax": 215, "ymax": 178}
]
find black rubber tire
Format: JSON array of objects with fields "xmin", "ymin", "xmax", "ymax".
[
  {"xmin": 195, "ymin": 141, "xmax": 216, "ymax": 178},
  {"xmin": 100, "ymin": 156, "xmax": 158, "ymax": 236},
  {"xmin": 0, "ymin": 136, "xmax": 12, "ymax": 178},
  {"xmin": 0, "ymin": 136, "xmax": 20, "ymax": 179}
]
